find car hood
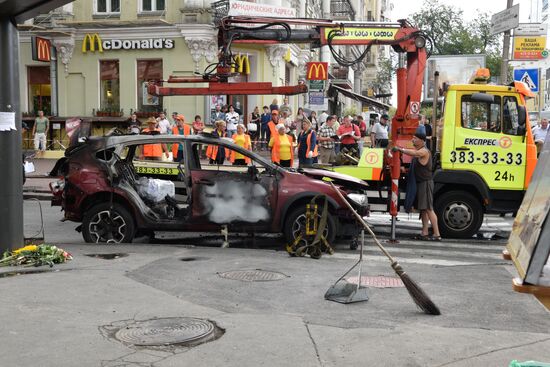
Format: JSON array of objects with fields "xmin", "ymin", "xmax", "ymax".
[{"xmin": 300, "ymin": 168, "xmax": 369, "ymax": 190}]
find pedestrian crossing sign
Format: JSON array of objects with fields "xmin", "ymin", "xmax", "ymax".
[{"xmin": 513, "ymin": 68, "xmax": 539, "ymax": 92}]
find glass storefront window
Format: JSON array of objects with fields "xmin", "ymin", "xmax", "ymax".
[
  {"xmin": 137, "ymin": 59, "xmax": 163, "ymax": 112},
  {"xmin": 28, "ymin": 66, "xmax": 51, "ymax": 115},
  {"xmin": 100, "ymin": 60, "xmax": 120, "ymax": 111}
]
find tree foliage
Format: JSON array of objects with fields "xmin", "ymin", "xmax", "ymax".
[{"xmin": 411, "ymin": 0, "xmax": 503, "ymax": 78}]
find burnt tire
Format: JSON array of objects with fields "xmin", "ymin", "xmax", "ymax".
[
  {"xmin": 82, "ymin": 202, "xmax": 135, "ymax": 244},
  {"xmin": 283, "ymin": 205, "xmax": 337, "ymax": 247},
  {"xmin": 435, "ymin": 191, "xmax": 483, "ymax": 239}
]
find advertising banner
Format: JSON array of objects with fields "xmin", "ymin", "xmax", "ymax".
[{"xmin": 513, "ymin": 36, "xmax": 547, "ymax": 60}]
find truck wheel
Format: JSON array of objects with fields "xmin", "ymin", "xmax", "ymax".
[
  {"xmin": 435, "ymin": 191, "xmax": 483, "ymax": 239},
  {"xmin": 284, "ymin": 205, "xmax": 336, "ymax": 247},
  {"xmin": 82, "ymin": 203, "xmax": 135, "ymax": 243}
]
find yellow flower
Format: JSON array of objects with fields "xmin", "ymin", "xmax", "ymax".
[{"xmin": 12, "ymin": 245, "xmax": 38, "ymax": 254}]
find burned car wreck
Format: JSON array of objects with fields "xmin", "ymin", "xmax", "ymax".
[{"xmin": 49, "ymin": 134, "xmax": 369, "ymax": 245}]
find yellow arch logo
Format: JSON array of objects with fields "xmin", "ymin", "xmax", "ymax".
[
  {"xmin": 231, "ymin": 54, "xmax": 250, "ymax": 74},
  {"xmin": 306, "ymin": 62, "xmax": 328, "ymax": 80},
  {"xmin": 82, "ymin": 33, "xmax": 103, "ymax": 53}
]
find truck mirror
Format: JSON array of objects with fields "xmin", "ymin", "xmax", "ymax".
[
  {"xmin": 470, "ymin": 93, "xmax": 494, "ymax": 103},
  {"xmin": 518, "ymin": 105, "xmax": 527, "ymax": 127}
]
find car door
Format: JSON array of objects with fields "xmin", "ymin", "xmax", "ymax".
[{"xmin": 187, "ymin": 141, "xmax": 278, "ymax": 231}]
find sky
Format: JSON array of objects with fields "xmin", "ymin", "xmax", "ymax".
[{"xmin": 390, "ymin": 0, "xmax": 530, "ymax": 23}]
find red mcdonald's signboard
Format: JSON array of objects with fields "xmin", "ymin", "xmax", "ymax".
[
  {"xmin": 31, "ymin": 36, "xmax": 51, "ymax": 62},
  {"xmin": 306, "ymin": 62, "xmax": 328, "ymax": 80}
]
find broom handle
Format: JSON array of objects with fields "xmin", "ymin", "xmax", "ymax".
[{"xmin": 329, "ymin": 182, "xmax": 396, "ymax": 263}]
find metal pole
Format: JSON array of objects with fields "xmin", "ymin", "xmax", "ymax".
[
  {"xmin": 50, "ymin": 45, "xmax": 58, "ymax": 116},
  {"xmin": 0, "ymin": 17, "xmax": 24, "ymax": 253},
  {"xmin": 500, "ymin": 0, "xmax": 514, "ymax": 84}
]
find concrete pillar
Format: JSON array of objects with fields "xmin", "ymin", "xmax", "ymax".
[
  {"xmin": 0, "ymin": 17, "xmax": 24, "ymax": 253},
  {"xmin": 320, "ymin": 0, "xmax": 331, "ymax": 63}
]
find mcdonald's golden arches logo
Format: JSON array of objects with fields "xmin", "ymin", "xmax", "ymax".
[
  {"xmin": 231, "ymin": 54, "xmax": 250, "ymax": 74},
  {"xmin": 82, "ymin": 33, "xmax": 103, "ymax": 53},
  {"xmin": 306, "ymin": 62, "xmax": 328, "ymax": 80},
  {"xmin": 31, "ymin": 37, "xmax": 51, "ymax": 62}
]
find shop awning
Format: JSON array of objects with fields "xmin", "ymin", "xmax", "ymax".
[{"xmin": 330, "ymin": 84, "xmax": 392, "ymax": 110}]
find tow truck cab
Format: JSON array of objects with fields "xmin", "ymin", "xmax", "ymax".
[{"xmin": 433, "ymin": 82, "xmax": 537, "ymax": 237}]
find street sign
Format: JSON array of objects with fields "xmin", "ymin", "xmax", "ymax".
[
  {"xmin": 309, "ymin": 91, "xmax": 325, "ymax": 105},
  {"xmin": 308, "ymin": 79, "xmax": 325, "ymax": 91},
  {"xmin": 490, "ymin": 4, "xmax": 520, "ymax": 35},
  {"xmin": 514, "ymin": 23, "xmax": 548, "ymax": 36},
  {"xmin": 513, "ymin": 68, "xmax": 539, "ymax": 92},
  {"xmin": 513, "ymin": 36, "xmax": 547, "ymax": 60}
]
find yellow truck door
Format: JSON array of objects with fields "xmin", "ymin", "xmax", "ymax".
[{"xmin": 452, "ymin": 92, "xmax": 526, "ymax": 190}]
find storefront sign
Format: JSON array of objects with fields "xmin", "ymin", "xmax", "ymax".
[
  {"xmin": 320, "ymin": 27, "xmax": 399, "ymax": 45},
  {"xmin": 306, "ymin": 62, "xmax": 328, "ymax": 80},
  {"xmin": 82, "ymin": 33, "xmax": 175, "ymax": 53},
  {"xmin": 309, "ymin": 91, "xmax": 325, "ymax": 105},
  {"xmin": 31, "ymin": 36, "xmax": 51, "ymax": 62},
  {"xmin": 228, "ymin": 0, "xmax": 296, "ymax": 18},
  {"xmin": 513, "ymin": 36, "xmax": 547, "ymax": 60},
  {"xmin": 308, "ymin": 79, "xmax": 325, "ymax": 91}
]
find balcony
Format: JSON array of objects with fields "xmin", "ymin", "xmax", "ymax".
[
  {"xmin": 330, "ymin": 0, "xmax": 355, "ymax": 21},
  {"xmin": 330, "ymin": 65, "xmax": 352, "ymax": 89}
]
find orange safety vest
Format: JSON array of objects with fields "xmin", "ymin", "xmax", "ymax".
[
  {"xmin": 229, "ymin": 134, "xmax": 252, "ymax": 164},
  {"xmin": 206, "ymin": 131, "xmax": 230, "ymax": 160},
  {"xmin": 271, "ymin": 133, "xmax": 294, "ymax": 167},
  {"xmin": 268, "ymin": 120, "xmax": 277, "ymax": 137},
  {"xmin": 171, "ymin": 125, "xmax": 191, "ymax": 157},
  {"xmin": 298, "ymin": 130, "xmax": 319, "ymax": 158},
  {"xmin": 141, "ymin": 128, "xmax": 163, "ymax": 157}
]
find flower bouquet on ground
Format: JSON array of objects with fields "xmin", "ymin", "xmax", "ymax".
[{"xmin": 0, "ymin": 244, "xmax": 73, "ymax": 268}]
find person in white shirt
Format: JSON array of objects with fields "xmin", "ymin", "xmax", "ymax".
[
  {"xmin": 225, "ymin": 104, "xmax": 240, "ymax": 138},
  {"xmin": 318, "ymin": 111, "xmax": 328, "ymax": 125},
  {"xmin": 156, "ymin": 112, "xmax": 172, "ymax": 135},
  {"xmin": 533, "ymin": 118, "xmax": 549, "ymax": 154},
  {"xmin": 370, "ymin": 114, "xmax": 390, "ymax": 148}
]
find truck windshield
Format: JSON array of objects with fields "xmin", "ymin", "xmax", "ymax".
[{"xmin": 461, "ymin": 95, "xmax": 501, "ymax": 133}]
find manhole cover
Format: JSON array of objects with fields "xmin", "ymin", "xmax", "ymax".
[
  {"xmin": 217, "ymin": 269, "xmax": 288, "ymax": 282},
  {"xmin": 115, "ymin": 317, "xmax": 215, "ymax": 346},
  {"xmin": 85, "ymin": 253, "xmax": 129, "ymax": 260},
  {"xmin": 346, "ymin": 275, "xmax": 404, "ymax": 288}
]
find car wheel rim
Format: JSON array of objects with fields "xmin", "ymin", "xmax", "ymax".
[
  {"xmin": 88, "ymin": 210, "xmax": 127, "ymax": 243},
  {"xmin": 443, "ymin": 202, "xmax": 472, "ymax": 230},
  {"xmin": 291, "ymin": 213, "xmax": 329, "ymax": 245}
]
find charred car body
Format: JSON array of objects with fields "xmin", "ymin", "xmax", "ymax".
[{"xmin": 50, "ymin": 134, "xmax": 369, "ymax": 244}]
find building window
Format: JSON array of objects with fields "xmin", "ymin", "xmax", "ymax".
[
  {"xmin": 141, "ymin": 0, "xmax": 165, "ymax": 12},
  {"xmin": 95, "ymin": 0, "xmax": 120, "ymax": 13},
  {"xmin": 137, "ymin": 60, "xmax": 163, "ymax": 112},
  {"xmin": 100, "ymin": 60, "xmax": 120, "ymax": 111},
  {"xmin": 28, "ymin": 66, "xmax": 51, "ymax": 115}
]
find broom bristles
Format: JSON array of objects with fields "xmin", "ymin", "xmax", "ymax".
[{"xmin": 392, "ymin": 261, "xmax": 441, "ymax": 315}]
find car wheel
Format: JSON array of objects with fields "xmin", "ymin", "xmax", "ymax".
[
  {"xmin": 82, "ymin": 203, "xmax": 135, "ymax": 243},
  {"xmin": 435, "ymin": 191, "xmax": 483, "ymax": 239},
  {"xmin": 284, "ymin": 205, "xmax": 336, "ymax": 247}
]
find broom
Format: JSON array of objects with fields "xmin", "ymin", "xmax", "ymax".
[{"xmin": 329, "ymin": 182, "xmax": 441, "ymax": 315}]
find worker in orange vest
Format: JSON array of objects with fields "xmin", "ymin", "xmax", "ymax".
[
  {"xmin": 229, "ymin": 124, "xmax": 251, "ymax": 166},
  {"xmin": 172, "ymin": 114, "xmax": 191, "ymax": 162},
  {"xmin": 206, "ymin": 120, "xmax": 229, "ymax": 164},
  {"xmin": 140, "ymin": 117, "xmax": 169, "ymax": 160},
  {"xmin": 297, "ymin": 119, "xmax": 318, "ymax": 168},
  {"xmin": 269, "ymin": 123, "xmax": 294, "ymax": 168}
]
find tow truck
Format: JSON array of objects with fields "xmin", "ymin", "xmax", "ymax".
[{"xmin": 147, "ymin": 16, "xmax": 537, "ymax": 239}]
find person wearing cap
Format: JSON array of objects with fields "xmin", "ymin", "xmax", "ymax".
[
  {"xmin": 229, "ymin": 124, "xmax": 252, "ymax": 166},
  {"xmin": 392, "ymin": 131, "xmax": 441, "ymax": 241},
  {"xmin": 268, "ymin": 110, "xmax": 280, "ymax": 139},
  {"xmin": 371, "ymin": 114, "xmax": 390, "ymax": 148},
  {"xmin": 172, "ymin": 115, "xmax": 191, "ymax": 162},
  {"xmin": 269, "ymin": 123, "xmax": 294, "ymax": 167},
  {"xmin": 140, "ymin": 117, "xmax": 169, "ymax": 160}
]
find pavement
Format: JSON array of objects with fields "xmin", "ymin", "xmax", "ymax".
[{"xmin": 1, "ymin": 194, "xmax": 549, "ymax": 367}]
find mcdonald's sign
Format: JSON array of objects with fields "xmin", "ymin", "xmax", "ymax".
[
  {"xmin": 82, "ymin": 33, "xmax": 103, "ymax": 53},
  {"xmin": 306, "ymin": 62, "xmax": 328, "ymax": 80},
  {"xmin": 231, "ymin": 54, "xmax": 250, "ymax": 74},
  {"xmin": 31, "ymin": 36, "xmax": 51, "ymax": 62}
]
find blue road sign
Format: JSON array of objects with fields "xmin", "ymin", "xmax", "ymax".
[{"xmin": 513, "ymin": 68, "xmax": 539, "ymax": 92}]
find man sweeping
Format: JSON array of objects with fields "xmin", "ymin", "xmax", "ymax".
[{"xmin": 392, "ymin": 131, "xmax": 441, "ymax": 241}]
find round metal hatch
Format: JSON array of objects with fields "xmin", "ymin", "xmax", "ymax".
[
  {"xmin": 114, "ymin": 317, "xmax": 216, "ymax": 347},
  {"xmin": 217, "ymin": 269, "xmax": 288, "ymax": 282}
]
